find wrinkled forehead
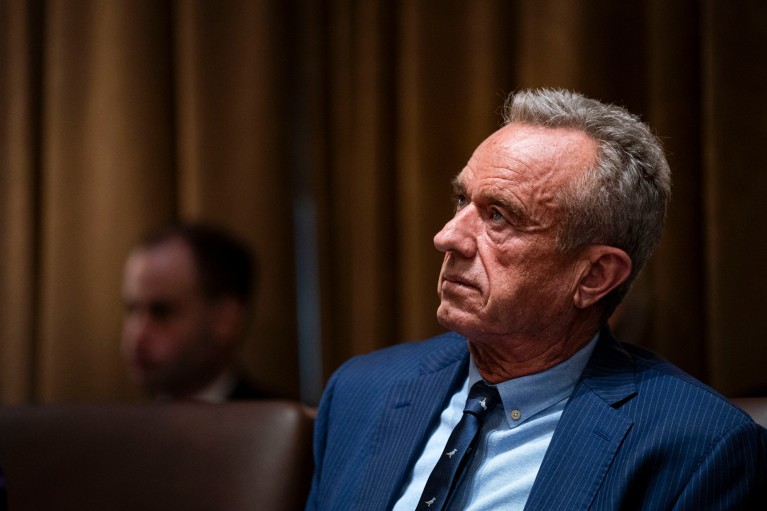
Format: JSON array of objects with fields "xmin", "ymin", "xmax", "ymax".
[
  {"xmin": 481, "ymin": 123, "xmax": 595, "ymax": 173},
  {"xmin": 458, "ymin": 123, "xmax": 597, "ymax": 191}
]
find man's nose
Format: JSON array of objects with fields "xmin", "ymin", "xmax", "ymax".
[
  {"xmin": 124, "ymin": 312, "xmax": 152, "ymax": 347},
  {"xmin": 433, "ymin": 205, "xmax": 478, "ymax": 258}
]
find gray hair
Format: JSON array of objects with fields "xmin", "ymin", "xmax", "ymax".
[{"xmin": 502, "ymin": 88, "xmax": 671, "ymax": 315}]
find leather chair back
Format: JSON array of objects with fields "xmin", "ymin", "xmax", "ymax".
[
  {"xmin": 0, "ymin": 400, "xmax": 313, "ymax": 511},
  {"xmin": 731, "ymin": 397, "xmax": 767, "ymax": 428}
]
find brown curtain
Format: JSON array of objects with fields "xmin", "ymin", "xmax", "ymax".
[{"xmin": 2, "ymin": 0, "xmax": 766, "ymax": 405}]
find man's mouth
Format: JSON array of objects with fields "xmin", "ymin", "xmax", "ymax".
[{"xmin": 441, "ymin": 274, "xmax": 479, "ymax": 291}]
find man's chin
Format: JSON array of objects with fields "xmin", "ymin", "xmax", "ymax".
[
  {"xmin": 437, "ymin": 302, "xmax": 469, "ymax": 332},
  {"xmin": 132, "ymin": 370, "xmax": 167, "ymax": 395},
  {"xmin": 438, "ymin": 301, "xmax": 494, "ymax": 340}
]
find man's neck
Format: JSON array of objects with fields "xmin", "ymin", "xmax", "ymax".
[
  {"xmin": 188, "ymin": 369, "xmax": 237, "ymax": 403},
  {"xmin": 467, "ymin": 321, "xmax": 601, "ymax": 384}
]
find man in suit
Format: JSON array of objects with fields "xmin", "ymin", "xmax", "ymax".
[
  {"xmin": 306, "ymin": 89, "xmax": 767, "ymax": 510},
  {"xmin": 121, "ymin": 222, "xmax": 269, "ymax": 402}
]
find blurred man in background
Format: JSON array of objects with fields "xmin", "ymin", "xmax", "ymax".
[{"xmin": 121, "ymin": 222, "xmax": 269, "ymax": 402}]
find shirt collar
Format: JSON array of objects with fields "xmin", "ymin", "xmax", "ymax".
[
  {"xmin": 189, "ymin": 370, "xmax": 237, "ymax": 403},
  {"xmin": 469, "ymin": 332, "xmax": 599, "ymax": 429}
]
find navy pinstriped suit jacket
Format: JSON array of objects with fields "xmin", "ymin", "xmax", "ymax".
[{"xmin": 306, "ymin": 330, "xmax": 767, "ymax": 510}]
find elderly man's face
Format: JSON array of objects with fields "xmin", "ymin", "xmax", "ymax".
[
  {"xmin": 434, "ymin": 123, "xmax": 597, "ymax": 344},
  {"xmin": 121, "ymin": 239, "xmax": 221, "ymax": 396}
]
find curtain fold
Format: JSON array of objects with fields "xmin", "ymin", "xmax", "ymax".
[
  {"xmin": 37, "ymin": 0, "xmax": 177, "ymax": 401},
  {"xmin": 2, "ymin": 0, "xmax": 766, "ymax": 403},
  {"xmin": 642, "ymin": 0, "xmax": 707, "ymax": 383},
  {"xmin": 703, "ymin": 0, "xmax": 767, "ymax": 394},
  {"xmin": 173, "ymin": 0, "xmax": 299, "ymax": 398},
  {"xmin": 0, "ymin": 0, "xmax": 42, "ymax": 403}
]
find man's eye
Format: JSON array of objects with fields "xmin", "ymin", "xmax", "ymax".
[
  {"xmin": 489, "ymin": 209, "xmax": 505, "ymax": 223},
  {"xmin": 454, "ymin": 194, "xmax": 467, "ymax": 209},
  {"xmin": 149, "ymin": 303, "xmax": 173, "ymax": 321}
]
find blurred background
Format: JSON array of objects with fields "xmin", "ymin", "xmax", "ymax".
[{"xmin": 1, "ymin": 0, "xmax": 766, "ymax": 405}]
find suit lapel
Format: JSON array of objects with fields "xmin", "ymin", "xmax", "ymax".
[
  {"xmin": 524, "ymin": 332, "xmax": 637, "ymax": 510},
  {"xmin": 355, "ymin": 336, "xmax": 469, "ymax": 510}
]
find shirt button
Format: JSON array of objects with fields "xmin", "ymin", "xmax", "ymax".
[{"xmin": 511, "ymin": 409, "xmax": 521, "ymax": 420}]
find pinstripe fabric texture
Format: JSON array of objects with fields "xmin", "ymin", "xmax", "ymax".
[{"xmin": 306, "ymin": 330, "xmax": 767, "ymax": 510}]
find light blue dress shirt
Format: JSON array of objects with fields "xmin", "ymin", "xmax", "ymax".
[{"xmin": 392, "ymin": 335, "xmax": 598, "ymax": 511}]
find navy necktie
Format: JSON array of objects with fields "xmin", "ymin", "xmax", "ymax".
[{"xmin": 415, "ymin": 381, "xmax": 500, "ymax": 511}]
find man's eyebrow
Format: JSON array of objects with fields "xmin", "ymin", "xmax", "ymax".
[
  {"xmin": 488, "ymin": 193, "xmax": 527, "ymax": 223},
  {"xmin": 480, "ymin": 187, "xmax": 542, "ymax": 231},
  {"xmin": 451, "ymin": 177, "xmax": 518, "ymax": 212},
  {"xmin": 451, "ymin": 177, "xmax": 465, "ymax": 194}
]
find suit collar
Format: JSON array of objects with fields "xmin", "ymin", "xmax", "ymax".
[
  {"xmin": 355, "ymin": 333, "xmax": 470, "ymax": 509},
  {"xmin": 417, "ymin": 332, "xmax": 470, "ymax": 375},
  {"xmin": 524, "ymin": 328, "xmax": 637, "ymax": 510},
  {"xmin": 416, "ymin": 329, "xmax": 638, "ymax": 405},
  {"xmin": 578, "ymin": 327, "xmax": 638, "ymax": 405}
]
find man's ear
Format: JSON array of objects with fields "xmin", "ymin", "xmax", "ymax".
[{"xmin": 573, "ymin": 246, "xmax": 632, "ymax": 309}]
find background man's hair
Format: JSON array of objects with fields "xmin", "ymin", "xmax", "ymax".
[{"xmin": 138, "ymin": 221, "xmax": 256, "ymax": 304}]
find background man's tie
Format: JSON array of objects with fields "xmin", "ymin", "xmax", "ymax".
[{"xmin": 415, "ymin": 381, "xmax": 500, "ymax": 511}]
